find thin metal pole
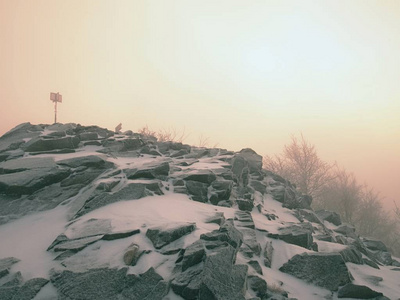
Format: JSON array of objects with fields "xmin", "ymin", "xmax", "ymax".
[{"xmin": 54, "ymin": 101, "xmax": 57, "ymax": 123}]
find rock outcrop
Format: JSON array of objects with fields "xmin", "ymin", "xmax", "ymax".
[{"xmin": 0, "ymin": 122, "xmax": 398, "ymax": 300}]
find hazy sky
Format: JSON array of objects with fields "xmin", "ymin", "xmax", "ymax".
[{"xmin": 1, "ymin": 0, "xmax": 399, "ymax": 209}]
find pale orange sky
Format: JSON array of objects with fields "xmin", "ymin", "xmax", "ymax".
[{"xmin": 0, "ymin": 0, "xmax": 399, "ymax": 209}]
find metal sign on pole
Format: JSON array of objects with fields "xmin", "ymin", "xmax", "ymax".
[{"xmin": 50, "ymin": 92, "xmax": 62, "ymax": 124}]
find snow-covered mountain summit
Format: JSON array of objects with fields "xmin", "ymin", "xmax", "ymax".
[{"xmin": 0, "ymin": 122, "xmax": 399, "ymax": 300}]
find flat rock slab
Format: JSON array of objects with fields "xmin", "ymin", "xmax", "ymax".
[
  {"xmin": 185, "ymin": 181, "xmax": 209, "ymax": 203},
  {"xmin": 121, "ymin": 267, "xmax": 169, "ymax": 300},
  {"xmin": 338, "ymin": 283, "xmax": 383, "ymax": 299},
  {"xmin": 315, "ymin": 210, "xmax": 342, "ymax": 226},
  {"xmin": 51, "ymin": 268, "xmax": 128, "ymax": 300},
  {"xmin": 53, "ymin": 235, "xmax": 104, "ymax": 252},
  {"xmin": 24, "ymin": 136, "xmax": 80, "ymax": 152},
  {"xmin": 182, "ymin": 170, "xmax": 217, "ymax": 184},
  {"xmin": 125, "ymin": 162, "xmax": 170, "ymax": 179},
  {"xmin": 102, "ymin": 229, "xmax": 141, "ymax": 241},
  {"xmin": 10, "ymin": 278, "xmax": 49, "ymax": 300},
  {"xmin": 0, "ymin": 257, "xmax": 20, "ymax": 271},
  {"xmin": 51, "ymin": 267, "xmax": 168, "ymax": 300},
  {"xmin": 66, "ymin": 219, "xmax": 113, "ymax": 239},
  {"xmin": 75, "ymin": 183, "xmax": 147, "ymax": 217},
  {"xmin": 0, "ymin": 157, "xmax": 56, "ymax": 172},
  {"xmin": 268, "ymin": 225, "xmax": 313, "ymax": 249},
  {"xmin": 57, "ymin": 155, "xmax": 108, "ymax": 169},
  {"xmin": 201, "ymin": 220, "xmax": 243, "ymax": 250},
  {"xmin": 199, "ymin": 246, "xmax": 248, "ymax": 300},
  {"xmin": 279, "ymin": 253, "xmax": 352, "ymax": 291},
  {"xmin": 146, "ymin": 223, "xmax": 196, "ymax": 249},
  {"xmin": 0, "ymin": 166, "xmax": 70, "ymax": 195}
]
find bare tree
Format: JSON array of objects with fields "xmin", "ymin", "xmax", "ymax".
[
  {"xmin": 263, "ymin": 134, "xmax": 335, "ymax": 201},
  {"xmin": 138, "ymin": 125, "xmax": 189, "ymax": 143},
  {"xmin": 355, "ymin": 187, "xmax": 387, "ymax": 236},
  {"xmin": 319, "ymin": 167, "xmax": 362, "ymax": 223},
  {"xmin": 395, "ymin": 201, "xmax": 400, "ymax": 220}
]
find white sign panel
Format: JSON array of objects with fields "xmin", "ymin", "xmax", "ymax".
[{"xmin": 50, "ymin": 92, "xmax": 62, "ymax": 102}]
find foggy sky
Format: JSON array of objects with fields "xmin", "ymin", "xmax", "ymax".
[{"xmin": 1, "ymin": 0, "xmax": 399, "ymax": 210}]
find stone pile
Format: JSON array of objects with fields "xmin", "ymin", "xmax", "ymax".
[{"xmin": 0, "ymin": 123, "xmax": 398, "ymax": 299}]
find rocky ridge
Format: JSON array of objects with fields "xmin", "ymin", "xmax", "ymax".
[{"xmin": 0, "ymin": 122, "xmax": 399, "ymax": 300}]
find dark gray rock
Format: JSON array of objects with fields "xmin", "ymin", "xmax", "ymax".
[
  {"xmin": 231, "ymin": 156, "xmax": 249, "ymax": 186},
  {"xmin": 263, "ymin": 241, "xmax": 274, "ymax": 268},
  {"xmin": 248, "ymin": 260, "xmax": 263, "ymax": 275},
  {"xmin": 199, "ymin": 245, "xmax": 248, "ymax": 300},
  {"xmin": 125, "ymin": 162, "xmax": 169, "ymax": 179},
  {"xmin": 182, "ymin": 240, "xmax": 206, "ymax": 271},
  {"xmin": 60, "ymin": 168, "xmax": 104, "ymax": 187},
  {"xmin": 23, "ymin": 136, "xmax": 80, "ymax": 152},
  {"xmin": 295, "ymin": 195, "xmax": 312, "ymax": 209},
  {"xmin": 183, "ymin": 170, "xmax": 216, "ymax": 184},
  {"xmin": 371, "ymin": 250, "xmax": 393, "ymax": 266},
  {"xmin": 101, "ymin": 138, "xmax": 144, "ymax": 152},
  {"xmin": 186, "ymin": 180, "xmax": 209, "ymax": 203},
  {"xmin": 239, "ymin": 228, "xmax": 261, "ymax": 256},
  {"xmin": 143, "ymin": 181, "xmax": 164, "ymax": 196},
  {"xmin": 0, "ymin": 158, "xmax": 70, "ymax": 195},
  {"xmin": 298, "ymin": 209, "xmax": 321, "ymax": 224},
  {"xmin": 73, "ymin": 124, "xmax": 114, "ymax": 139},
  {"xmin": 340, "ymin": 246, "xmax": 364, "ymax": 264},
  {"xmin": 335, "ymin": 224, "xmax": 357, "ymax": 238},
  {"xmin": 78, "ymin": 132, "xmax": 99, "ymax": 141},
  {"xmin": 211, "ymin": 180, "xmax": 233, "ymax": 202},
  {"xmin": 200, "ymin": 224, "xmax": 243, "ymax": 252},
  {"xmin": 279, "ymin": 253, "xmax": 352, "ymax": 291},
  {"xmin": 157, "ymin": 141, "xmax": 190, "ymax": 154},
  {"xmin": 2, "ymin": 271, "xmax": 23, "ymax": 287},
  {"xmin": 363, "ymin": 239, "xmax": 388, "ymax": 252},
  {"xmin": 57, "ymin": 155, "xmax": 109, "ymax": 169},
  {"xmin": 140, "ymin": 146, "xmax": 162, "ymax": 156},
  {"xmin": 268, "ymin": 224, "xmax": 313, "ymax": 250},
  {"xmin": 53, "ymin": 235, "xmax": 103, "ymax": 252},
  {"xmin": 171, "ymin": 149, "xmax": 189, "ymax": 158},
  {"xmin": 236, "ymin": 148, "xmax": 263, "ymax": 173},
  {"xmin": 237, "ymin": 199, "xmax": 254, "ymax": 212},
  {"xmin": 0, "ymin": 257, "xmax": 20, "ymax": 272},
  {"xmin": 268, "ymin": 185, "xmax": 286, "ymax": 203},
  {"xmin": 338, "ymin": 283, "xmax": 383, "ymax": 299},
  {"xmin": 75, "ymin": 183, "xmax": 147, "ymax": 217},
  {"xmin": 363, "ymin": 258, "xmax": 380, "ymax": 269},
  {"xmin": 204, "ymin": 212, "xmax": 225, "ymax": 225},
  {"xmin": 0, "ymin": 286, "xmax": 19, "ymax": 300},
  {"xmin": 0, "ymin": 269, "xmax": 9, "ymax": 279},
  {"xmin": 146, "ymin": 222, "xmax": 196, "ymax": 249},
  {"xmin": 280, "ymin": 188, "xmax": 296, "ymax": 209},
  {"xmin": 66, "ymin": 218, "xmax": 112, "ymax": 239},
  {"xmin": 11, "ymin": 277, "xmax": 49, "ymax": 300},
  {"xmin": 122, "ymin": 267, "xmax": 169, "ymax": 300},
  {"xmin": 250, "ymin": 181, "xmax": 267, "ymax": 194},
  {"xmin": 247, "ymin": 275, "xmax": 267, "ymax": 298},
  {"xmin": 47, "ymin": 234, "xmax": 69, "ymax": 251},
  {"xmin": 363, "ymin": 275, "xmax": 383, "ymax": 285},
  {"xmin": 315, "ymin": 210, "xmax": 342, "ymax": 226},
  {"xmin": 102, "ymin": 229, "xmax": 141, "ymax": 241},
  {"xmin": 171, "ymin": 264, "xmax": 203, "ymax": 299},
  {"xmin": 51, "ymin": 267, "xmax": 128, "ymax": 300},
  {"xmin": 392, "ymin": 259, "xmax": 400, "ymax": 267},
  {"xmin": 314, "ymin": 235, "xmax": 334, "ymax": 242},
  {"xmin": 234, "ymin": 211, "xmax": 255, "ymax": 229},
  {"xmin": 0, "ymin": 123, "xmax": 43, "ymax": 153}
]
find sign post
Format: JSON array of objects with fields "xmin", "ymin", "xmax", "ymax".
[{"xmin": 50, "ymin": 92, "xmax": 62, "ymax": 124}]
